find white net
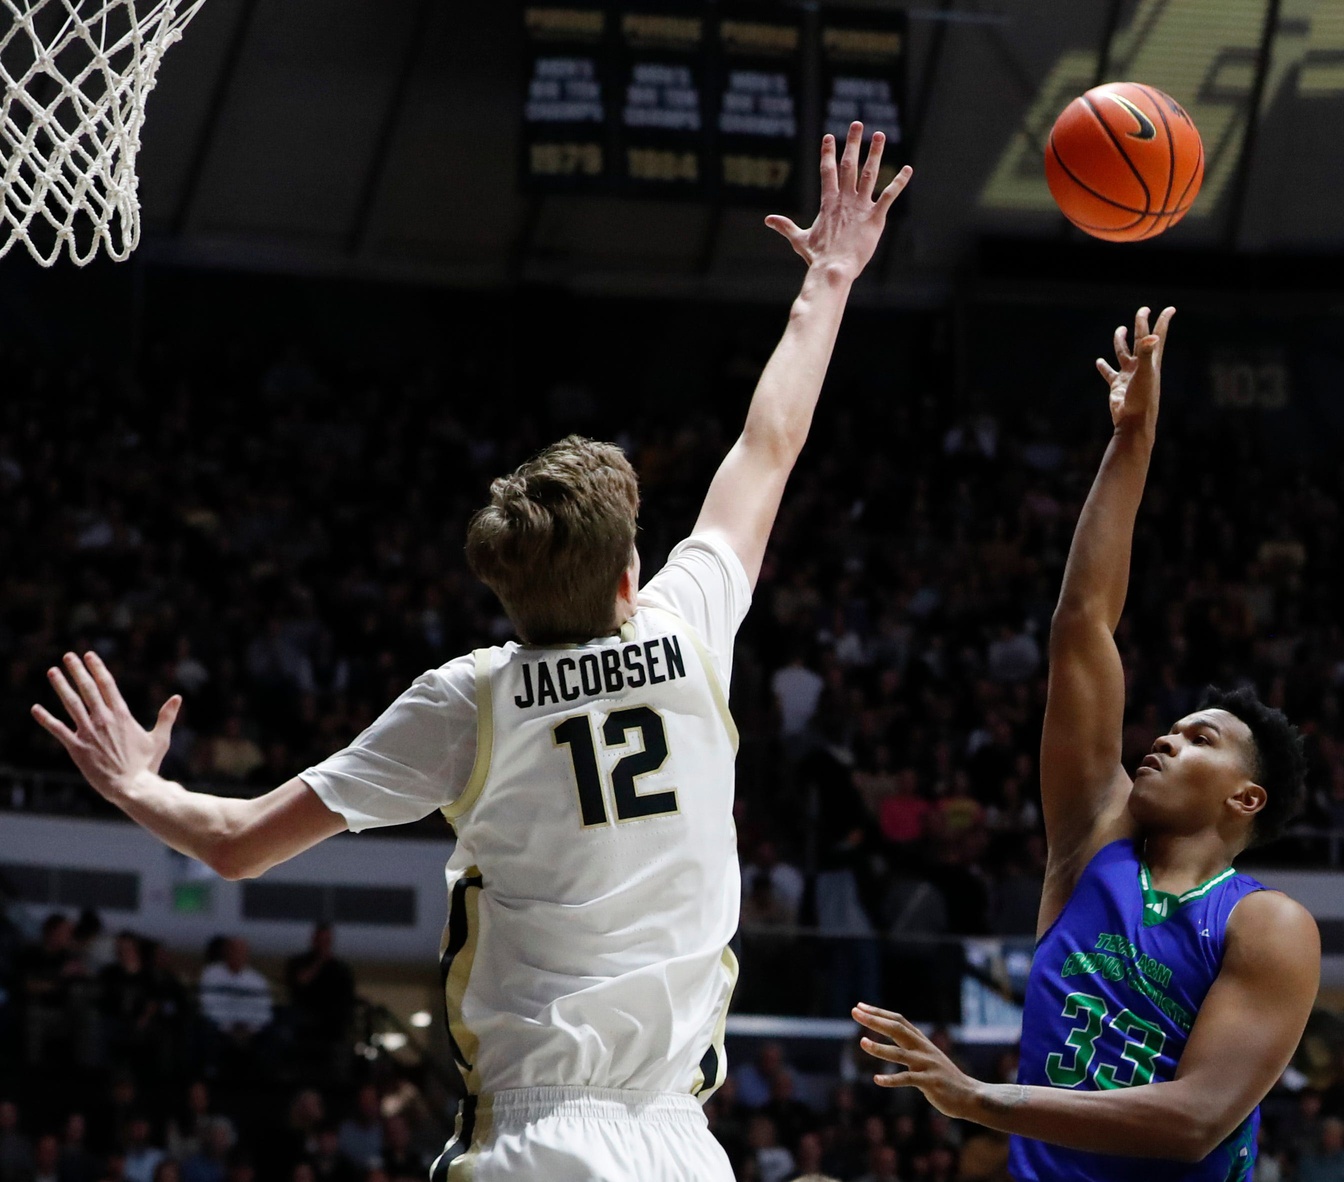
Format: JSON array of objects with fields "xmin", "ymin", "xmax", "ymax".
[{"xmin": 0, "ymin": 0, "xmax": 206, "ymax": 266}]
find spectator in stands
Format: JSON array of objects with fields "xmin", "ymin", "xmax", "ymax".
[
  {"xmin": 71, "ymin": 912, "xmax": 113, "ymax": 975},
  {"xmin": 815, "ymin": 1084, "xmax": 865, "ymax": 1179},
  {"xmin": 985, "ymin": 622, "xmax": 1041, "ymax": 684},
  {"xmin": 20, "ymin": 914, "xmax": 85, "ymax": 1063},
  {"xmin": 180, "ymin": 1121, "xmax": 232, "ymax": 1182},
  {"xmin": 166, "ymin": 1084, "xmax": 233, "ymax": 1163},
  {"xmin": 375, "ymin": 1116, "xmax": 422, "ymax": 1182},
  {"xmin": 171, "ymin": 640, "xmax": 210, "ymax": 697},
  {"xmin": 734, "ymin": 1043, "xmax": 794, "ymax": 1111},
  {"xmin": 984, "ymin": 759, "xmax": 1040, "ymax": 834},
  {"xmin": 141, "ymin": 942, "xmax": 189, "ymax": 1080},
  {"xmin": 335, "ymin": 1087, "xmax": 381, "ymax": 1173},
  {"xmin": 306, "ymin": 1126, "xmax": 356, "ymax": 1182},
  {"xmin": 89, "ymin": 1076, "xmax": 139, "ymax": 1164},
  {"xmin": 150, "ymin": 1162, "xmax": 179, "ymax": 1182},
  {"xmin": 772, "ymin": 650, "xmax": 825, "ymax": 758},
  {"xmin": 0, "ymin": 1101, "xmax": 33, "ymax": 1182},
  {"xmin": 924, "ymin": 828, "xmax": 991, "ymax": 935},
  {"xmin": 805, "ymin": 743, "xmax": 882, "ymax": 1015},
  {"xmin": 367, "ymin": 1073, "xmax": 436, "ymax": 1163},
  {"xmin": 926, "ymin": 1107, "xmax": 962, "ymax": 1152},
  {"xmin": 933, "ymin": 770, "xmax": 984, "ymax": 839},
  {"xmin": 198, "ymin": 939, "xmax": 272, "ymax": 1041},
  {"xmin": 284, "ymin": 925, "xmax": 354, "ymax": 1076},
  {"xmin": 29, "ymin": 1137, "xmax": 57, "ymax": 1182},
  {"xmin": 205, "ymin": 718, "xmax": 264, "ymax": 783},
  {"xmin": 741, "ymin": 874, "xmax": 793, "ymax": 928},
  {"xmin": 0, "ymin": 880, "xmax": 20, "ymax": 1052},
  {"xmin": 57, "ymin": 1114, "xmax": 96, "ymax": 1182},
  {"xmin": 98, "ymin": 1152, "xmax": 128, "ymax": 1182},
  {"xmin": 784, "ymin": 1132, "xmax": 824, "ymax": 1181},
  {"xmin": 1253, "ymin": 1123, "xmax": 1287, "ymax": 1182},
  {"xmin": 958, "ymin": 1125, "xmax": 1012, "ymax": 1181},
  {"xmin": 747, "ymin": 1115, "xmax": 794, "ymax": 1182},
  {"xmin": 854, "ymin": 1143, "xmax": 899, "ymax": 1182},
  {"xmin": 740, "ymin": 841, "xmax": 804, "ymax": 926},
  {"xmin": 255, "ymin": 1090, "xmax": 322, "ymax": 1182},
  {"xmin": 762, "ymin": 1072, "xmax": 813, "ymax": 1154},
  {"xmin": 855, "ymin": 1116, "xmax": 889, "ymax": 1178},
  {"xmin": 927, "ymin": 1142, "xmax": 959, "ymax": 1182},
  {"xmin": 1299, "ymin": 1117, "xmax": 1344, "ymax": 1182},
  {"xmin": 876, "ymin": 765, "xmax": 930, "ymax": 852},
  {"xmin": 990, "ymin": 838, "xmax": 1047, "ymax": 935},
  {"xmin": 120, "ymin": 1119, "xmax": 163, "ymax": 1182},
  {"xmin": 1281, "ymin": 1089, "xmax": 1327, "ymax": 1151},
  {"xmin": 99, "ymin": 933, "xmax": 153, "ymax": 1070}
]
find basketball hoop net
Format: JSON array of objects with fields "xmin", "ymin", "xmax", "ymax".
[{"xmin": 0, "ymin": 0, "xmax": 206, "ymax": 266}]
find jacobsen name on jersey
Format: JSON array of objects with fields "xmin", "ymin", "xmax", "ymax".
[{"xmin": 512, "ymin": 636, "xmax": 688, "ymax": 708}]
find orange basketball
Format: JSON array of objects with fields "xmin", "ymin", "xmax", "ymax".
[{"xmin": 1045, "ymin": 82, "xmax": 1204, "ymax": 242}]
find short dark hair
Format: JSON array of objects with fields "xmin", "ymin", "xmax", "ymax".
[
  {"xmin": 465, "ymin": 436, "xmax": 640, "ymax": 644},
  {"xmin": 1199, "ymin": 686, "xmax": 1307, "ymax": 847}
]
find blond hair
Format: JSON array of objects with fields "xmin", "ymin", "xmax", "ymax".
[{"xmin": 465, "ymin": 436, "xmax": 640, "ymax": 644}]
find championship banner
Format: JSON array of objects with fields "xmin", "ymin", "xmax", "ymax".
[
  {"xmin": 820, "ymin": 7, "xmax": 908, "ymax": 194},
  {"xmin": 712, "ymin": 5, "xmax": 804, "ymax": 205},
  {"xmin": 612, "ymin": 1, "xmax": 709, "ymax": 197},
  {"xmin": 521, "ymin": 3, "xmax": 612, "ymax": 191}
]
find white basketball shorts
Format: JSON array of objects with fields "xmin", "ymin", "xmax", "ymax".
[{"xmin": 431, "ymin": 1086, "xmax": 734, "ymax": 1182}]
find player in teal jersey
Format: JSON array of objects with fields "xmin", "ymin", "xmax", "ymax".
[{"xmin": 854, "ymin": 308, "xmax": 1320, "ymax": 1177}]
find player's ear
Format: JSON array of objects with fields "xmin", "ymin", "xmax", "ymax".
[
  {"xmin": 616, "ymin": 564, "xmax": 638, "ymax": 603},
  {"xmin": 1229, "ymin": 781, "xmax": 1267, "ymax": 822}
]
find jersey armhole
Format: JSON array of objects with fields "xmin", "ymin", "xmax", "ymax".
[
  {"xmin": 1035, "ymin": 838, "xmax": 1135, "ymax": 948},
  {"xmin": 1218, "ymin": 884, "xmax": 1273, "ymax": 959},
  {"xmin": 641, "ymin": 604, "xmax": 739, "ymax": 754},
  {"xmin": 441, "ymin": 649, "xmax": 494, "ymax": 823}
]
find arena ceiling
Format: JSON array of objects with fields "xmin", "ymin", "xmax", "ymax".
[{"xmin": 124, "ymin": 0, "xmax": 1344, "ymax": 299}]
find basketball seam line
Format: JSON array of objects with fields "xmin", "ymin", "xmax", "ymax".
[
  {"xmin": 1082, "ymin": 93, "xmax": 1152, "ymax": 215},
  {"xmin": 1169, "ymin": 135, "xmax": 1204, "ymax": 228},
  {"xmin": 1143, "ymin": 84, "xmax": 1177, "ymax": 222},
  {"xmin": 1059, "ymin": 198, "xmax": 1197, "ymax": 235},
  {"xmin": 1049, "ymin": 132, "xmax": 1147, "ymax": 224}
]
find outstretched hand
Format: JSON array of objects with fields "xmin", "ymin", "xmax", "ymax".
[
  {"xmin": 853, "ymin": 1002, "xmax": 980, "ymax": 1119},
  {"xmin": 1098, "ymin": 305, "xmax": 1175, "ymax": 432},
  {"xmin": 766, "ymin": 121, "xmax": 912, "ymax": 282},
  {"xmin": 32, "ymin": 651, "xmax": 181, "ymax": 799}
]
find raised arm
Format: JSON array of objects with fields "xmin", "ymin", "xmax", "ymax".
[
  {"xmin": 853, "ymin": 889, "xmax": 1319, "ymax": 1161},
  {"xmin": 694, "ymin": 121, "xmax": 912, "ymax": 588},
  {"xmin": 33, "ymin": 652, "xmax": 346, "ymax": 880},
  {"xmin": 1038, "ymin": 307, "xmax": 1175, "ymax": 914}
]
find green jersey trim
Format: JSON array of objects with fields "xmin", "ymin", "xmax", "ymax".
[{"xmin": 1137, "ymin": 863, "xmax": 1237, "ymax": 927}]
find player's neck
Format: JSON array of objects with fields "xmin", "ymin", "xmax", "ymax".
[{"xmin": 1139, "ymin": 829, "xmax": 1238, "ymax": 897}]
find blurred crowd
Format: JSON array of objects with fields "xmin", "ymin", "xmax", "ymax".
[
  {"xmin": 706, "ymin": 1038, "xmax": 1344, "ymax": 1182},
  {"xmin": 3, "ymin": 297, "xmax": 1344, "ymax": 1178},
  {"xmin": 1, "ymin": 898, "xmax": 1339, "ymax": 1182},
  {"xmin": 0, "ymin": 909, "xmax": 450, "ymax": 1182},
  {"xmin": 5, "ymin": 310, "xmax": 1341, "ymax": 957}
]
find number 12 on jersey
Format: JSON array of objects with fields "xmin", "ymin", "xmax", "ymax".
[{"xmin": 554, "ymin": 706, "xmax": 680, "ymax": 828}]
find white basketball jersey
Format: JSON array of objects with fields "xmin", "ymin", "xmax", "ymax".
[{"xmin": 437, "ymin": 602, "xmax": 740, "ymax": 1100}]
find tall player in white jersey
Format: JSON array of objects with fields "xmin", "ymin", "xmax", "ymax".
[{"xmin": 33, "ymin": 124, "xmax": 911, "ymax": 1182}]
